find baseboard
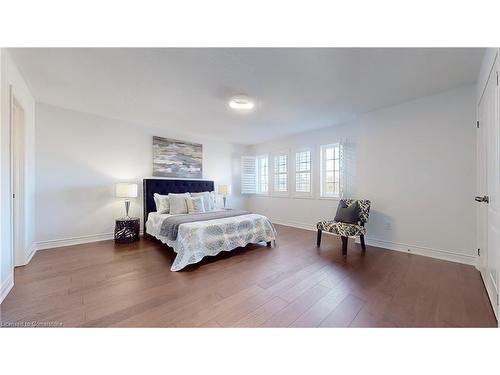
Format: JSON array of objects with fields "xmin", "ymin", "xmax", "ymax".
[
  {"xmin": 0, "ymin": 273, "xmax": 14, "ymax": 305},
  {"xmin": 20, "ymin": 243, "xmax": 38, "ymax": 266},
  {"xmin": 36, "ymin": 231, "xmax": 145, "ymax": 251},
  {"xmin": 271, "ymin": 218, "xmax": 477, "ymax": 266},
  {"xmin": 36, "ymin": 232, "xmax": 115, "ymax": 250},
  {"xmin": 362, "ymin": 237, "xmax": 477, "ymax": 266},
  {"xmin": 271, "ymin": 218, "xmax": 316, "ymax": 232}
]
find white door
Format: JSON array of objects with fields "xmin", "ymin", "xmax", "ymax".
[
  {"xmin": 11, "ymin": 97, "xmax": 25, "ymax": 266},
  {"xmin": 477, "ymin": 55, "xmax": 499, "ymax": 320}
]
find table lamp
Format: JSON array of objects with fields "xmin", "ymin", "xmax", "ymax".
[
  {"xmin": 115, "ymin": 183, "xmax": 138, "ymax": 218},
  {"xmin": 217, "ymin": 184, "xmax": 231, "ymax": 208}
]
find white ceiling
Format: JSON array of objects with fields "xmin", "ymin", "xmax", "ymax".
[{"xmin": 9, "ymin": 48, "xmax": 483, "ymax": 145}]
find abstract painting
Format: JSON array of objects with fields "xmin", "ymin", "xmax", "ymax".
[{"xmin": 152, "ymin": 136, "xmax": 203, "ymax": 178}]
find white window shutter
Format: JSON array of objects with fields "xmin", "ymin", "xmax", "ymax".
[{"xmin": 241, "ymin": 156, "xmax": 257, "ymax": 194}]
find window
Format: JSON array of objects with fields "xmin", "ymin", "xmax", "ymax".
[
  {"xmin": 295, "ymin": 150, "xmax": 311, "ymax": 193},
  {"xmin": 320, "ymin": 143, "xmax": 341, "ymax": 197},
  {"xmin": 241, "ymin": 156, "xmax": 257, "ymax": 194},
  {"xmin": 274, "ymin": 154, "xmax": 288, "ymax": 193},
  {"xmin": 257, "ymin": 155, "xmax": 269, "ymax": 194}
]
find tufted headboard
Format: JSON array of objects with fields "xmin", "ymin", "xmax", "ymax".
[{"xmin": 143, "ymin": 178, "xmax": 215, "ymax": 235}]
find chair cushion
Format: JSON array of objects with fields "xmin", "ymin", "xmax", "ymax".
[
  {"xmin": 317, "ymin": 220, "xmax": 366, "ymax": 237},
  {"xmin": 334, "ymin": 200, "xmax": 360, "ymax": 224}
]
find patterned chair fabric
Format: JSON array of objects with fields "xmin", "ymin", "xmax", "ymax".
[
  {"xmin": 316, "ymin": 199, "xmax": 371, "ymax": 237},
  {"xmin": 316, "ymin": 221, "xmax": 366, "ymax": 237}
]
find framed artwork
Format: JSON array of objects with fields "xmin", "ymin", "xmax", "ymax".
[{"xmin": 152, "ymin": 136, "xmax": 203, "ymax": 178}]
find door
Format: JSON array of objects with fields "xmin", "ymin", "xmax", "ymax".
[
  {"xmin": 477, "ymin": 54, "xmax": 499, "ymax": 320},
  {"xmin": 10, "ymin": 96, "xmax": 25, "ymax": 266}
]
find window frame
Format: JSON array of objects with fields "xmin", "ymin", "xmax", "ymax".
[
  {"xmin": 320, "ymin": 143, "xmax": 341, "ymax": 199},
  {"xmin": 293, "ymin": 148, "xmax": 313, "ymax": 198},
  {"xmin": 256, "ymin": 154, "xmax": 269, "ymax": 195},
  {"xmin": 272, "ymin": 152, "xmax": 289, "ymax": 196}
]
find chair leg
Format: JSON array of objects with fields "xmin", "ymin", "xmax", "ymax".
[
  {"xmin": 341, "ymin": 236, "xmax": 348, "ymax": 256},
  {"xmin": 360, "ymin": 235, "xmax": 366, "ymax": 252},
  {"xmin": 316, "ymin": 229, "xmax": 322, "ymax": 247}
]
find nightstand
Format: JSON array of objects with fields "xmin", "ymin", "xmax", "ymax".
[{"xmin": 114, "ymin": 217, "xmax": 140, "ymax": 243}]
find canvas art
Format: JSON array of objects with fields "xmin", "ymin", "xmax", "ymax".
[{"xmin": 152, "ymin": 136, "xmax": 203, "ymax": 178}]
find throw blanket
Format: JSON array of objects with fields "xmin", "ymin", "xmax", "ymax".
[{"xmin": 159, "ymin": 210, "xmax": 251, "ymax": 240}]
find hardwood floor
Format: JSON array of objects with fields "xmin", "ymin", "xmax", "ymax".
[{"xmin": 0, "ymin": 225, "xmax": 496, "ymax": 327}]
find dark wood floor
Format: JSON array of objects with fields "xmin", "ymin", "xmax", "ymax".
[{"xmin": 0, "ymin": 225, "xmax": 496, "ymax": 327}]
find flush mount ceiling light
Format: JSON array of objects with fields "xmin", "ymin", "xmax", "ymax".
[{"xmin": 229, "ymin": 95, "xmax": 255, "ymax": 111}]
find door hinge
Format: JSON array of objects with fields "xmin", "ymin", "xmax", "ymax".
[
  {"xmin": 12, "ymin": 193, "xmax": 15, "ymax": 199},
  {"xmin": 497, "ymin": 71, "xmax": 499, "ymax": 86},
  {"xmin": 478, "ymin": 248, "xmax": 480, "ymax": 256},
  {"xmin": 477, "ymin": 120, "xmax": 480, "ymax": 128}
]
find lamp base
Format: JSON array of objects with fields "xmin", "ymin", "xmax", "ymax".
[
  {"xmin": 124, "ymin": 200, "xmax": 131, "ymax": 218},
  {"xmin": 222, "ymin": 196, "xmax": 227, "ymax": 208}
]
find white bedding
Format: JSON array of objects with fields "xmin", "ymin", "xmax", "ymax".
[{"xmin": 146, "ymin": 210, "xmax": 277, "ymax": 271}]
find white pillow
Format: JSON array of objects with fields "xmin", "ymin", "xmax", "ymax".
[
  {"xmin": 210, "ymin": 191, "xmax": 223, "ymax": 209},
  {"xmin": 154, "ymin": 193, "xmax": 170, "ymax": 214},
  {"xmin": 168, "ymin": 193, "xmax": 190, "ymax": 214},
  {"xmin": 190, "ymin": 191, "xmax": 214, "ymax": 211},
  {"xmin": 186, "ymin": 196, "xmax": 206, "ymax": 214}
]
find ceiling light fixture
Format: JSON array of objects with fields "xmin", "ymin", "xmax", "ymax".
[{"xmin": 229, "ymin": 95, "xmax": 255, "ymax": 111}]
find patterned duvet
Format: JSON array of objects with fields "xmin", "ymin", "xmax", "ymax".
[{"xmin": 146, "ymin": 211, "xmax": 277, "ymax": 271}]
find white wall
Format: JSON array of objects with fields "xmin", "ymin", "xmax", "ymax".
[
  {"xmin": 477, "ymin": 48, "xmax": 498, "ymax": 105},
  {"xmin": 248, "ymin": 85, "xmax": 477, "ymax": 264},
  {"xmin": 35, "ymin": 103, "xmax": 248, "ymax": 248},
  {"xmin": 0, "ymin": 49, "xmax": 36, "ymax": 303}
]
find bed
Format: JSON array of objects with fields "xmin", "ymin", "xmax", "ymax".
[{"xmin": 143, "ymin": 178, "xmax": 277, "ymax": 271}]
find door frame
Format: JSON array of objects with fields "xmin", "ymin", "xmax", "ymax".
[{"xmin": 9, "ymin": 85, "xmax": 26, "ymax": 267}]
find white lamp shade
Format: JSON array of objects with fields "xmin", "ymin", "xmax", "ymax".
[
  {"xmin": 115, "ymin": 183, "xmax": 138, "ymax": 198},
  {"xmin": 217, "ymin": 184, "xmax": 231, "ymax": 195}
]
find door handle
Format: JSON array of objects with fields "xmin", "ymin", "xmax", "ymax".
[{"xmin": 475, "ymin": 195, "xmax": 489, "ymax": 203}]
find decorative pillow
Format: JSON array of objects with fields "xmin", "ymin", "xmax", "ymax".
[
  {"xmin": 168, "ymin": 193, "xmax": 190, "ymax": 214},
  {"xmin": 186, "ymin": 196, "xmax": 206, "ymax": 214},
  {"xmin": 334, "ymin": 200, "xmax": 360, "ymax": 224},
  {"xmin": 210, "ymin": 191, "xmax": 221, "ymax": 209},
  {"xmin": 191, "ymin": 191, "xmax": 214, "ymax": 211},
  {"xmin": 154, "ymin": 193, "xmax": 170, "ymax": 214}
]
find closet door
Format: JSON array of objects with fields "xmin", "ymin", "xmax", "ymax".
[{"xmin": 477, "ymin": 54, "xmax": 499, "ymax": 320}]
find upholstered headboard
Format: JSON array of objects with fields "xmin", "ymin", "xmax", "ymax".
[{"xmin": 142, "ymin": 178, "xmax": 215, "ymax": 235}]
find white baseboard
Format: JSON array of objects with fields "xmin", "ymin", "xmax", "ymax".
[
  {"xmin": 36, "ymin": 231, "xmax": 145, "ymax": 251},
  {"xmin": 0, "ymin": 273, "xmax": 14, "ymax": 305},
  {"xmin": 23, "ymin": 243, "xmax": 37, "ymax": 265},
  {"xmin": 271, "ymin": 218, "xmax": 315, "ymax": 232},
  {"xmin": 361, "ymin": 237, "xmax": 477, "ymax": 266},
  {"xmin": 36, "ymin": 232, "xmax": 115, "ymax": 250},
  {"xmin": 271, "ymin": 218, "xmax": 477, "ymax": 266}
]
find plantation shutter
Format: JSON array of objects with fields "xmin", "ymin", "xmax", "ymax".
[
  {"xmin": 241, "ymin": 156, "xmax": 257, "ymax": 194},
  {"xmin": 338, "ymin": 143, "xmax": 344, "ymax": 198},
  {"xmin": 339, "ymin": 141, "xmax": 356, "ymax": 198}
]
